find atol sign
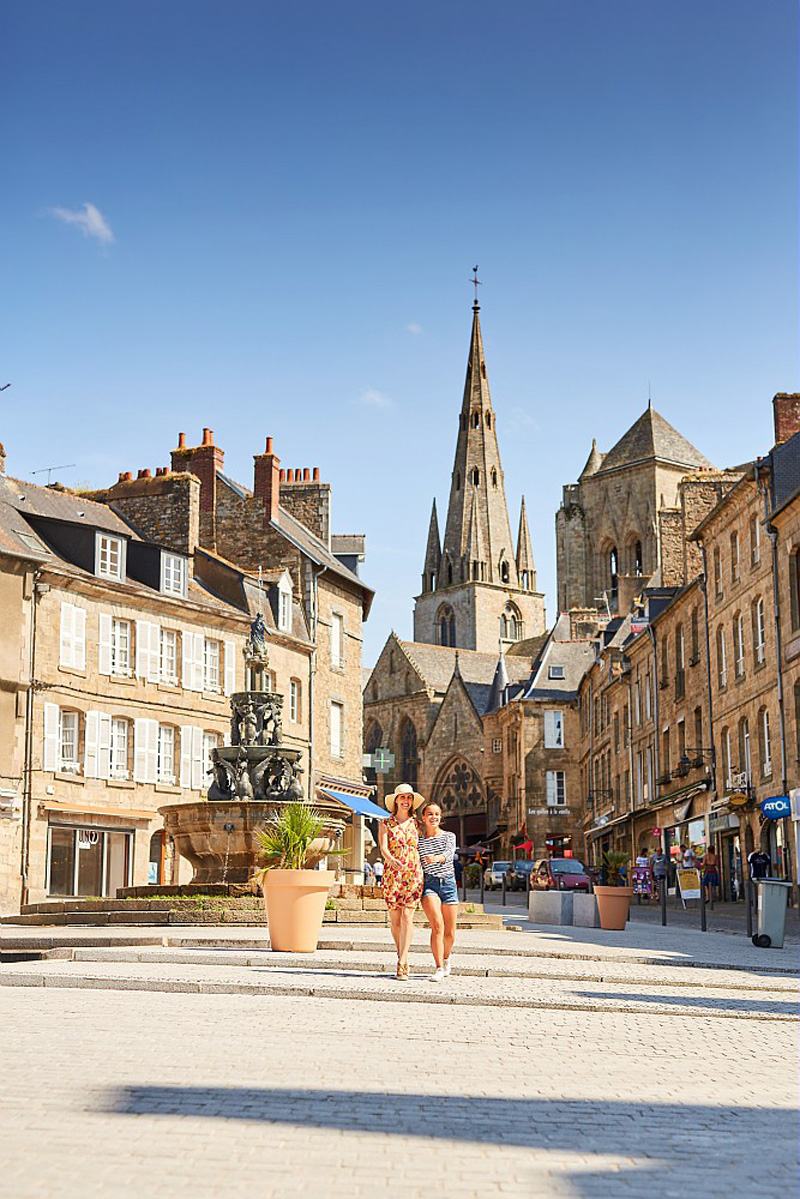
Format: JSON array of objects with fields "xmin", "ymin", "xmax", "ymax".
[{"xmin": 760, "ymin": 795, "xmax": 791, "ymax": 820}]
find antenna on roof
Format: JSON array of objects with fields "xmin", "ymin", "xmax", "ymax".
[
  {"xmin": 593, "ymin": 591, "xmax": 612, "ymax": 618},
  {"xmin": 31, "ymin": 463, "xmax": 76, "ymax": 485},
  {"xmin": 648, "ymin": 379, "xmax": 652, "ymax": 409}
]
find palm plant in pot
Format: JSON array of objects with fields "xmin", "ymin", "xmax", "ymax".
[
  {"xmin": 594, "ymin": 850, "xmax": 634, "ymax": 930},
  {"xmin": 254, "ymin": 803, "xmax": 343, "ymax": 952}
]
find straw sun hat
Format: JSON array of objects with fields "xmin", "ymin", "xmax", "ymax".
[{"xmin": 384, "ymin": 782, "xmax": 426, "ymax": 812}]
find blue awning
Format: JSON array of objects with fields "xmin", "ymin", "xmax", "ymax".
[{"xmin": 318, "ymin": 787, "xmax": 387, "ymax": 821}]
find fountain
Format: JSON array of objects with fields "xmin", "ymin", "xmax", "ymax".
[{"xmin": 158, "ymin": 614, "xmax": 346, "ymax": 888}]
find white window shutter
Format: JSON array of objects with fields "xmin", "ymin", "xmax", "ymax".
[
  {"xmin": 97, "ymin": 713, "xmax": 112, "ymax": 780},
  {"xmin": 546, "ymin": 771, "xmax": 556, "ymax": 806},
  {"xmin": 145, "ymin": 718, "xmax": 159, "ymax": 782},
  {"xmin": 193, "ymin": 634, "xmax": 205, "ymax": 693},
  {"xmin": 59, "ymin": 603, "xmax": 73, "ymax": 668},
  {"xmin": 74, "ymin": 607, "xmax": 86, "ymax": 671},
  {"xmin": 84, "ymin": 711, "xmax": 99, "ymax": 778},
  {"xmin": 43, "ymin": 702, "xmax": 60, "ymax": 771},
  {"xmin": 135, "ymin": 621, "xmax": 149, "ymax": 679},
  {"xmin": 191, "ymin": 726, "xmax": 205, "ymax": 790},
  {"xmin": 98, "ymin": 613, "xmax": 112, "ymax": 675},
  {"xmin": 224, "ymin": 641, "xmax": 236, "ymax": 696},
  {"xmin": 134, "ymin": 719, "xmax": 147, "ymax": 782},
  {"xmin": 182, "ymin": 632, "xmax": 194, "ymax": 690},
  {"xmin": 180, "ymin": 726, "xmax": 193, "ymax": 787},
  {"xmin": 544, "ymin": 711, "xmax": 553, "ymax": 747},
  {"xmin": 147, "ymin": 623, "xmax": 160, "ymax": 683}
]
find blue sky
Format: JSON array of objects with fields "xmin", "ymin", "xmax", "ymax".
[{"xmin": 2, "ymin": 0, "xmax": 797, "ymax": 663}]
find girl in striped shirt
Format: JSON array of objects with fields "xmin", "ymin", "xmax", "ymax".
[{"xmin": 417, "ymin": 801, "xmax": 459, "ymax": 982}]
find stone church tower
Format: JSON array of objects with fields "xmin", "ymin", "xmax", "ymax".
[
  {"xmin": 555, "ymin": 403, "xmax": 715, "ymax": 613},
  {"xmin": 413, "ymin": 300, "xmax": 546, "ymax": 651}
]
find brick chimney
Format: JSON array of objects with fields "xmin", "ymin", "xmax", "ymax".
[
  {"xmin": 0, "ymin": 442, "xmax": 5, "ymax": 475},
  {"xmin": 253, "ymin": 436, "xmax": 281, "ymax": 521},
  {"xmin": 170, "ymin": 428, "xmax": 224, "ymax": 513},
  {"xmin": 773, "ymin": 393, "xmax": 800, "ymax": 446}
]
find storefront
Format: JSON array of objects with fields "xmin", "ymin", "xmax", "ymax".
[
  {"xmin": 47, "ymin": 824, "xmax": 134, "ymax": 897},
  {"xmin": 709, "ymin": 810, "xmax": 743, "ymax": 902}
]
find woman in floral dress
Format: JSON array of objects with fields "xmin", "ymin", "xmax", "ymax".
[{"xmin": 378, "ymin": 783, "xmax": 424, "ymax": 980}]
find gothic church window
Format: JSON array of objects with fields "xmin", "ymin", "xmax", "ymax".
[
  {"xmin": 491, "ymin": 468, "xmax": 498, "ymax": 488},
  {"xmin": 499, "ymin": 557, "xmax": 510, "ymax": 584},
  {"xmin": 472, "ymin": 411, "xmax": 480, "ymax": 428},
  {"xmin": 471, "ymin": 468, "xmax": 480, "ymax": 486},
  {"xmin": 455, "ymin": 472, "xmax": 461, "ymax": 491},
  {"xmin": 633, "ymin": 540, "xmax": 643, "ymax": 575},
  {"xmin": 438, "ymin": 605, "xmax": 456, "ymax": 647},
  {"xmin": 609, "ymin": 547, "xmax": 619, "ymax": 600},
  {"xmin": 486, "ymin": 412, "xmax": 492, "ymax": 427},
  {"xmin": 500, "ymin": 604, "xmax": 521, "ymax": 641},
  {"xmin": 401, "ymin": 720, "xmax": 418, "ymax": 787}
]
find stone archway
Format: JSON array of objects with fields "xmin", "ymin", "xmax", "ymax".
[{"xmin": 432, "ymin": 755, "xmax": 487, "ymax": 844}]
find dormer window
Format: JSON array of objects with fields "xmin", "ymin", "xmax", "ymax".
[
  {"xmin": 277, "ymin": 571, "xmax": 293, "ymax": 633},
  {"xmin": 548, "ymin": 665, "xmax": 566, "ymax": 680},
  {"xmin": 96, "ymin": 533, "xmax": 125, "ymax": 581},
  {"xmin": 160, "ymin": 552, "xmax": 188, "ymax": 597}
]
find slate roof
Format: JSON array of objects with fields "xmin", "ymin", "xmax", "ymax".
[
  {"xmin": 1, "ymin": 474, "xmax": 138, "ymax": 537},
  {"xmin": 597, "ymin": 406, "xmax": 714, "ymax": 475},
  {"xmin": 399, "ymin": 641, "xmax": 532, "ymax": 698},
  {"xmin": 522, "ymin": 613, "xmax": 596, "ymax": 699}
]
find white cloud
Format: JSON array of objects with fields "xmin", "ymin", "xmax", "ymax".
[
  {"xmin": 356, "ymin": 388, "xmax": 393, "ymax": 409},
  {"xmin": 49, "ymin": 202, "xmax": 115, "ymax": 246},
  {"xmin": 405, "ymin": 322, "xmax": 423, "ymax": 335},
  {"xmin": 505, "ymin": 406, "xmax": 540, "ymax": 435}
]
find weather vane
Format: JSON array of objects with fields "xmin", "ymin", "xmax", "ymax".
[{"xmin": 470, "ymin": 265, "xmax": 481, "ymax": 305}]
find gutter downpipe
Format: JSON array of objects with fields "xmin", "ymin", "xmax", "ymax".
[
  {"xmin": 624, "ymin": 673, "xmax": 636, "ymax": 863},
  {"xmin": 698, "ymin": 545, "xmax": 718, "ymax": 798},
  {"xmin": 646, "ymin": 623, "xmax": 664, "ymax": 857},
  {"xmin": 21, "ymin": 569, "xmax": 42, "ymax": 909},
  {"xmin": 758, "ymin": 464, "xmax": 794, "ymax": 899},
  {"xmin": 309, "ymin": 563, "xmax": 327, "ymax": 802}
]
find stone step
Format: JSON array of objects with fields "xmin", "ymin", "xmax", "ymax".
[
  {"xmin": 2, "ymin": 909, "xmax": 502, "ymax": 929},
  {"xmin": 0, "ymin": 958, "xmax": 795, "ymax": 1019}
]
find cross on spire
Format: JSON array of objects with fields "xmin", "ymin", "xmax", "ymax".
[{"xmin": 470, "ymin": 265, "xmax": 481, "ymax": 309}]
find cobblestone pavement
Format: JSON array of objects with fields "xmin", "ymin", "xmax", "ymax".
[{"xmin": 0, "ymin": 924, "xmax": 796, "ymax": 1198}]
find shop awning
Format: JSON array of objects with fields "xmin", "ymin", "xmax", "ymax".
[
  {"xmin": 588, "ymin": 812, "xmax": 632, "ymax": 837},
  {"xmin": 317, "ymin": 787, "xmax": 387, "ymax": 821},
  {"xmin": 39, "ymin": 800, "xmax": 154, "ymax": 822}
]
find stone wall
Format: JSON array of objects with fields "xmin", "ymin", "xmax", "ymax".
[{"xmin": 96, "ymin": 473, "xmax": 201, "ymax": 556}]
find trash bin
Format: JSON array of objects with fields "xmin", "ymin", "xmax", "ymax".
[{"xmin": 752, "ymin": 879, "xmax": 793, "ymax": 949}]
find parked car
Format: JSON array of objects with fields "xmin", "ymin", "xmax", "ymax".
[
  {"xmin": 509, "ymin": 860, "xmax": 536, "ymax": 890},
  {"xmin": 531, "ymin": 858, "xmax": 591, "ymax": 892},
  {"xmin": 483, "ymin": 860, "xmax": 512, "ymax": 890}
]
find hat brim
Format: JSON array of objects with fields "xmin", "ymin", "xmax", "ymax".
[{"xmin": 384, "ymin": 789, "xmax": 426, "ymax": 812}]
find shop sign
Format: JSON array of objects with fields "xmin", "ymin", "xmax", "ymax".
[
  {"xmin": 77, "ymin": 829, "xmax": 99, "ymax": 851},
  {"xmin": 727, "ymin": 792, "xmax": 750, "ymax": 807},
  {"xmin": 760, "ymin": 796, "xmax": 791, "ymax": 820},
  {"xmin": 709, "ymin": 812, "xmax": 739, "ymax": 834},
  {"xmin": 677, "ymin": 868, "xmax": 701, "ymax": 899},
  {"xmin": 652, "ymin": 827, "xmax": 661, "ymax": 837}
]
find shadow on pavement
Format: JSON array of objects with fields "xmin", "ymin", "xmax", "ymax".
[
  {"xmin": 102, "ymin": 1087, "xmax": 796, "ymax": 1197},
  {"xmin": 572, "ymin": 990, "xmax": 799, "ymax": 1017}
]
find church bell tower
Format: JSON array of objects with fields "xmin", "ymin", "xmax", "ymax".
[{"xmin": 413, "ymin": 293, "xmax": 546, "ymax": 652}]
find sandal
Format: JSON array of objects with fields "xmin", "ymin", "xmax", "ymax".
[{"xmin": 396, "ymin": 962, "xmax": 409, "ymax": 981}]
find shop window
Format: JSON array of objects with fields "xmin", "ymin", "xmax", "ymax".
[{"xmin": 47, "ymin": 827, "xmax": 132, "ymax": 897}]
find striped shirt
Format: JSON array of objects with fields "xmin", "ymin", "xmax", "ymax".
[{"xmin": 417, "ymin": 830, "xmax": 457, "ymax": 879}]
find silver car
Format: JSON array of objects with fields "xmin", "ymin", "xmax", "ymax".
[{"xmin": 483, "ymin": 860, "xmax": 512, "ymax": 890}]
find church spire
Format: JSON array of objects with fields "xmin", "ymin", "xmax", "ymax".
[
  {"xmin": 515, "ymin": 496, "xmax": 536, "ymax": 590},
  {"xmin": 440, "ymin": 300, "xmax": 518, "ymax": 586},
  {"xmin": 485, "ymin": 644, "xmax": 510, "ymax": 714},
  {"xmin": 422, "ymin": 498, "xmax": 441, "ymax": 592}
]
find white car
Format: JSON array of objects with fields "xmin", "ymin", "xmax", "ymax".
[{"xmin": 483, "ymin": 861, "xmax": 512, "ymax": 890}]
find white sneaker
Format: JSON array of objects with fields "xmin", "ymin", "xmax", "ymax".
[
  {"xmin": 431, "ymin": 967, "xmax": 446, "ymax": 983},
  {"xmin": 443, "ymin": 958, "xmax": 452, "ymax": 977}
]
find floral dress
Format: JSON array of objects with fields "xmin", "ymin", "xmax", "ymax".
[{"xmin": 382, "ymin": 816, "xmax": 424, "ymax": 910}]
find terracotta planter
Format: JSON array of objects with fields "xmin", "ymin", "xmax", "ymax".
[
  {"xmin": 594, "ymin": 885, "xmax": 634, "ymax": 931},
  {"xmin": 262, "ymin": 869, "xmax": 336, "ymax": 952}
]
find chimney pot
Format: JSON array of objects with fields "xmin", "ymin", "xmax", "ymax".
[
  {"xmin": 312, "ymin": 467, "xmax": 320, "ymax": 481},
  {"xmin": 177, "ymin": 432, "xmax": 186, "ymax": 448},
  {"xmin": 123, "ymin": 472, "xmax": 132, "ymax": 482},
  {"xmin": 202, "ymin": 428, "xmax": 214, "ymax": 446},
  {"xmin": 137, "ymin": 469, "xmax": 152, "ymax": 479},
  {"xmin": 303, "ymin": 467, "xmax": 310, "ymax": 481},
  {"xmin": 265, "ymin": 436, "xmax": 273, "ymax": 454},
  {"xmin": 279, "ymin": 469, "xmax": 286, "ymax": 482},
  {"xmin": 118, "ymin": 472, "xmax": 125, "ymax": 482}
]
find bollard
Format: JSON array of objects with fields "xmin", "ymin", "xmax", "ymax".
[
  {"xmin": 746, "ymin": 881, "xmax": 754, "ymax": 938},
  {"xmin": 460, "ymin": 871, "xmax": 467, "ymax": 903},
  {"xmin": 501, "ymin": 873, "xmax": 507, "ymax": 906},
  {"xmin": 480, "ymin": 868, "xmax": 485, "ymax": 906},
  {"xmin": 700, "ymin": 879, "xmax": 707, "ymax": 932},
  {"xmin": 660, "ymin": 877, "xmax": 667, "ymax": 926},
  {"xmin": 526, "ymin": 870, "xmax": 532, "ymax": 899}
]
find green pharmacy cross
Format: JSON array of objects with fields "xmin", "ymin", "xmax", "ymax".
[{"xmin": 373, "ymin": 748, "xmax": 395, "ymax": 774}]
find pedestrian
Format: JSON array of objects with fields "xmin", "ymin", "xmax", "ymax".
[
  {"xmin": 682, "ymin": 844, "xmax": 696, "ymax": 868},
  {"xmin": 702, "ymin": 845, "xmax": 720, "ymax": 901},
  {"xmin": 377, "ymin": 783, "xmax": 424, "ymax": 981},
  {"xmin": 635, "ymin": 847, "xmax": 650, "ymax": 868},
  {"xmin": 417, "ymin": 800, "xmax": 459, "ymax": 983},
  {"xmin": 372, "ymin": 858, "xmax": 384, "ymax": 886},
  {"xmin": 650, "ymin": 847, "xmax": 668, "ymax": 900},
  {"xmin": 363, "ymin": 859, "xmax": 374, "ymax": 885}
]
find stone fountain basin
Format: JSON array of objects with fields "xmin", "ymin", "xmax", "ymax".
[{"xmin": 158, "ymin": 799, "xmax": 347, "ymax": 886}]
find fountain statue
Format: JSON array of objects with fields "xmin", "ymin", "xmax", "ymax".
[{"xmin": 158, "ymin": 613, "xmax": 346, "ymax": 887}]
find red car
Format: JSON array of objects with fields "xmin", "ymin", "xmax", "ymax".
[{"xmin": 531, "ymin": 858, "xmax": 591, "ymax": 892}]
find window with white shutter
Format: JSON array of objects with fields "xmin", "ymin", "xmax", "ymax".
[
  {"xmin": 134, "ymin": 718, "xmax": 159, "ymax": 784},
  {"xmin": 224, "ymin": 641, "xmax": 236, "ymax": 695},
  {"xmin": 191, "ymin": 727, "xmax": 205, "ymax": 790},
  {"xmin": 180, "ymin": 726, "xmax": 193, "ymax": 787},
  {"xmin": 157, "ymin": 725, "xmax": 176, "ymax": 784},
  {"xmin": 203, "ymin": 639, "xmax": 221, "ymax": 692},
  {"xmin": 543, "ymin": 710, "xmax": 564, "ymax": 749},
  {"xmin": 203, "ymin": 732, "xmax": 219, "ymax": 783},
  {"xmin": 96, "ymin": 533, "xmax": 126, "ymax": 580},
  {"xmin": 160, "ymin": 552, "xmax": 187, "ymax": 597},
  {"xmin": 546, "ymin": 770, "xmax": 566, "ymax": 806},
  {"xmin": 136, "ymin": 621, "xmax": 160, "ymax": 682},
  {"xmin": 59, "ymin": 711, "xmax": 80, "ymax": 772},
  {"xmin": 98, "ymin": 614, "xmax": 112, "ymax": 675},
  {"xmin": 59, "ymin": 603, "xmax": 87, "ymax": 670},
  {"xmin": 193, "ymin": 633, "xmax": 205, "ymax": 693},
  {"xmin": 43, "ymin": 703, "xmax": 60, "ymax": 772},
  {"xmin": 331, "ymin": 613, "xmax": 344, "ymax": 670},
  {"xmin": 97, "ymin": 713, "xmax": 113, "ymax": 780},
  {"xmin": 110, "ymin": 719, "xmax": 130, "ymax": 780},
  {"xmin": 160, "ymin": 629, "xmax": 178, "ymax": 684},
  {"xmin": 330, "ymin": 702, "xmax": 344, "ymax": 759}
]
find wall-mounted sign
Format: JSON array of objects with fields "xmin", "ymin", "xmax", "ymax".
[
  {"xmin": 728, "ymin": 793, "xmax": 750, "ymax": 807},
  {"xmin": 761, "ymin": 795, "xmax": 791, "ymax": 820},
  {"xmin": 709, "ymin": 812, "xmax": 740, "ymax": 835},
  {"xmin": 652, "ymin": 827, "xmax": 661, "ymax": 837}
]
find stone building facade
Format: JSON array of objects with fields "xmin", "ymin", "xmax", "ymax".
[{"xmin": 0, "ymin": 430, "xmax": 372, "ymax": 913}]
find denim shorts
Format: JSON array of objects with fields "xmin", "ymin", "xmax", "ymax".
[{"xmin": 422, "ymin": 874, "xmax": 459, "ymax": 905}]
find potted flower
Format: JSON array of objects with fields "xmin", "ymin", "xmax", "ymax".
[
  {"xmin": 254, "ymin": 803, "xmax": 342, "ymax": 953},
  {"xmin": 594, "ymin": 851, "xmax": 634, "ymax": 930}
]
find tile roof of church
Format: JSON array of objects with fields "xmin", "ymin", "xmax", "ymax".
[
  {"xmin": 399, "ymin": 640, "xmax": 532, "ymax": 696},
  {"xmin": 597, "ymin": 405, "xmax": 714, "ymax": 474}
]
